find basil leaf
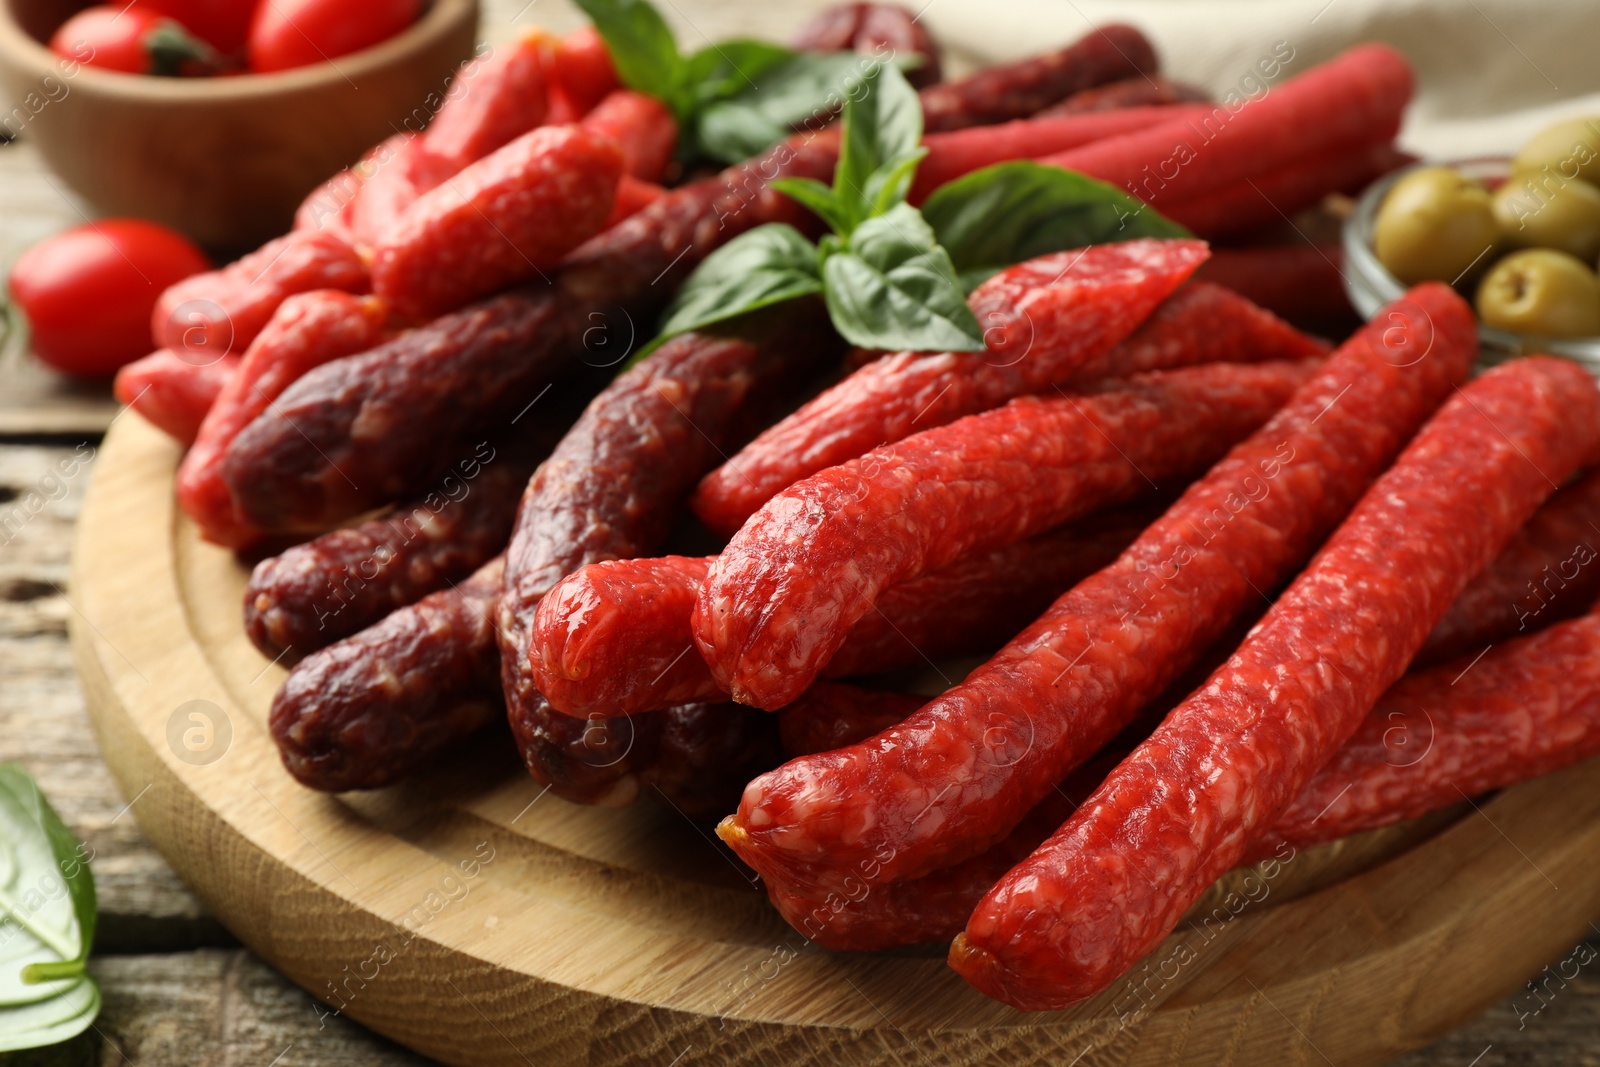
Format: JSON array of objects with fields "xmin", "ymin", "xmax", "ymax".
[
  {"xmin": 923, "ymin": 161, "xmax": 1192, "ymax": 290},
  {"xmin": 833, "ymin": 61, "xmax": 922, "ymax": 228},
  {"xmin": 822, "ymin": 203, "xmax": 984, "ymax": 352},
  {"xmin": 684, "ymin": 39, "xmax": 799, "ymax": 107},
  {"xmin": 656, "ymin": 223, "xmax": 824, "ymax": 340},
  {"xmin": 769, "ymin": 177, "xmax": 855, "ymax": 235},
  {"xmin": 0, "ymin": 765, "xmax": 99, "ymax": 1051},
  {"xmin": 573, "ymin": 0, "xmax": 686, "ymax": 115},
  {"xmin": 863, "ymin": 147, "xmax": 928, "ymax": 218},
  {"xmin": 694, "ymin": 51, "xmax": 869, "ymax": 164},
  {"xmin": 0, "ymin": 979, "xmax": 99, "ymax": 1052}
]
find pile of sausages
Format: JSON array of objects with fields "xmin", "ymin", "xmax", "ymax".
[{"xmin": 121, "ymin": 8, "xmax": 1600, "ymax": 1010}]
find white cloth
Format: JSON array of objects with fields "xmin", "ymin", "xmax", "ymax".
[{"xmin": 920, "ymin": 0, "xmax": 1600, "ymax": 160}]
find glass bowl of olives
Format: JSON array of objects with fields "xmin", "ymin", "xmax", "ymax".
[{"xmin": 1344, "ymin": 124, "xmax": 1600, "ymax": 373}]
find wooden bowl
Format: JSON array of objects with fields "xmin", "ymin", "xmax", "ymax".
[{"xmin": 0, "ymin": 0, "xmax": 480, "ymax": 250}]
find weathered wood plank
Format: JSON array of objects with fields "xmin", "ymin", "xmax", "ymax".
[
  {"xmin": 0, "ymin": 444, "xmax": 229, "ymax": 952},
  {"xmin": 0, "ymin": 951, "xmax": 436, "ymax": 1066}
]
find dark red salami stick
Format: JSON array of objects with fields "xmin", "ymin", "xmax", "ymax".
[
  {"xmin": 222, "ymin": 289, "xmax": 578, "ymax": 534},
  {"xmin": 179, "ymin": 290, "xmax": 393, "ymax": 548},
  {"xmin": 777, "ymin": 683, "xmax": 928, "ymax": 760},
  {"xmin": 698, "ymin": 359, "xmax": 1317, "ymax": 710},
  {"xmin": 270, "ymin": 557, "xmax": 505, "ymax": 792},
  {"xmin": 555, "ymin": 129, "xmax": 840, "ymax": 314},
  {"xmin": 717, "ymin": 282, "xmax": 1477, "ymax": 897},
  {"xmin": 792, "ymin": 3, "xmax": 943, "ymax": 89},
  {"xmin": 227, "ymin": 129, "xmax": 839, "ymax": 537},
  {"xmin": 244, "ymin": 441, "xmax": 539, "ymax": 660},
  {"xmin": 1417, "ymin": 468, "xmax": 1600, "ymax": 666},
  {"xmin": 499, "ymin": 303, "xmax": 846, "ymax": 795},
  {"xmin": 954, "ymin": 355, "xmax": 1600, "ymax": 1010},
  {"xmin": 692, "ymin": 240, "xmax": 1212, "ymax": 537},
  {"xmin": 511, "ymin": 693, "xmax": 662, "ymax": 807},
  {"xmin": 511, "ymin": 693, "xmax": 782, "ymax": 815},
  {"xmin": 919, "ymin": 24, "xmax": 1157, "ymax": 132},
  {"xmin": 532, "ymin": 509, "xmax": 1148, "ymax": 718},
  {"xmin": 649, "ymin": 701, "xmax": 784, "ymax": 820}
]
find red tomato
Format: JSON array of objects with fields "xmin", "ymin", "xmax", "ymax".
[
  {"xmin": 49, "ymin": 4, "xmax": 217, "ymax": 75},
  {"xmin": 248, "ymin": 0, "xmax": 422, "ymax": 74},
  {"xmin": 136, "ymin": 0, "xmax": 256, "ymax": 56},
  {"xmin": 7, "ymin": 220, "xmax": 210, "ymax": 378},
  {"xmin": 50, "ymin": 6, "xmax": 171, "ymax": 73}
]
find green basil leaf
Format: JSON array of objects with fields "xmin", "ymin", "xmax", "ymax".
[
  {"xmin": 769, "ymin": 177, "xmax": 856, "ymax": 235},
  {"xmin": 922, "ymin": 160, "xmax": 1192, "ymax": 290},
  {"xmin": 656, "ymin": 223, "xmax": 824, "ymax": 341},
  {"xmin": 573, "ymin": 0, "xmax": 687, "ymax": 116},
  {"xmin": 863, "ymin": 147, "xmax": 928, "ymax": 218},
  {"xmin": 691, "ymin": 105, "xmax": 787, "ymax": 166},
  {"xmin": 694, "ymin": 51, "xmax": 869, "ymax": 164},
  {"xmin": 822, "ymin": 203, "xmax": 984, "ymax": 351},
  {"xmin": 833, "ymin": 61, "xmax": 923, "ymax": 228},
  {"xmin": 0, "ymin": 765, "xmax": 99, "ymax": 1051},
  {"xmin": 0, "ymin": 979, "xmax": 99, "ymax": 1053},
  {"xmin": 683, "ymin": 39, "xmax": 794, "ymax": 107}
]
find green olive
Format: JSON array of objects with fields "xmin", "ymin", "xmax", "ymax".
[
  {"xmin": 1476, "ymin": 248, "xmax": 1600, "ymax": 337},
  {"xmin": 1491, "ymin": 172, "xmax": 1600, "ymax": 261},
  {"xmin": 1373, "ymin": 166, "xmax": 1499, "ymax": 285},
  {"xmin": 1512, "ymin": 117, "xmax": 1600, "ymax": 187}
]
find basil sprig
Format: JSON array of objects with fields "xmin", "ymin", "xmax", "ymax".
[
  {"xmin": 0, "ymin": 765, "xmax": 100, "ymax": 1052},
  {"xmin": 644, "ymin": 54, "xmax": 1190, "ymax": 358},
  {"xmin": 574, "ymin": 0, "xmax": 867, "ymax": 164},
  {"xmin": 657, "ymin": 61, "xmax": 984, "ymax": 353}
]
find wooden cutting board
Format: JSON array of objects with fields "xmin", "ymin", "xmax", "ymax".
[{"xmin": 67, "ymin": 410, "xmax": 1600, "ymax": 1067}]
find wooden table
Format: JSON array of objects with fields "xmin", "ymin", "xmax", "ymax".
[{"xmin": 3, "ymin": 4, "xmax": 1600, "ymax": 1062}]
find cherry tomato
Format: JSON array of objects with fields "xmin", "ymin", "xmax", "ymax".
[
  {"xmin": 7, "ymin": 220, "xmax": 210, "ymax": 378},
  {"xmin": 247, "ymin": 0, "xmax": 423, "ymax": 74},
  {"xmin": 52, "ymin": 6, "xmax": 162, "ymax": 73},
  {"xmin": 136, "ymin": 0, "xmax": 256, "ymax": 56},
  {"xmin": 49, "ymin": 4, "xmax": 217, "ymax": 75}
]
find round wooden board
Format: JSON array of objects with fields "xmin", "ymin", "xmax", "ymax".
[{"xmin": 69, "ymin": 412, "xmax": 1600, "ymax": 1067}]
